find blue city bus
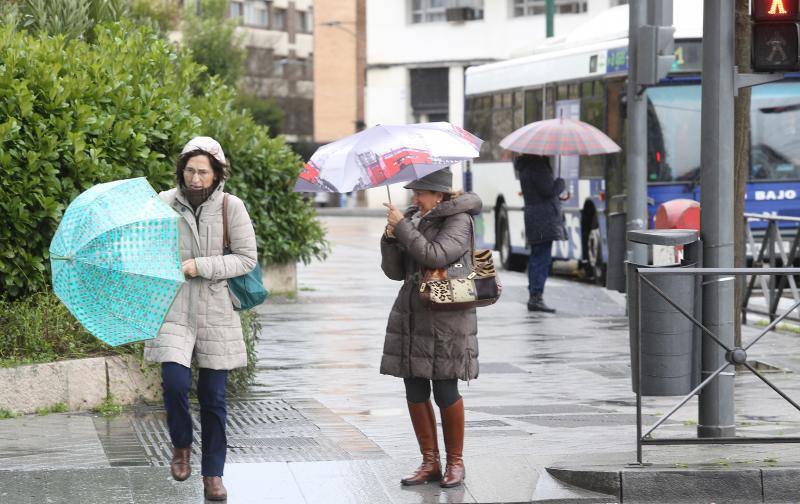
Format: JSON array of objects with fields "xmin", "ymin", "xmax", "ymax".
[{"xmin": 463, "ymin": 3, "xmax": 800, "ymax": 280}]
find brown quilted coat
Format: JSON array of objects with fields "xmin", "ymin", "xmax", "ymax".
[{"xmin": 379, "ymin": 192, "xmax": 482, "ymax": 381}]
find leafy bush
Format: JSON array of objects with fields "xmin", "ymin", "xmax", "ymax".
[
  {"xmin": 18, "ymin": 0, "xmax": 128, "ymax": 41},
  {"xmin": 0, "ymin": 22, "xmax": 326, "ymax": 298},
  {"xmin": 235, "ymin": 93, "xmax": 284, "ymax": 136},
  {"xmin": 182, "ymin": 0, "xmax": 244, "ymax": 89},
  {"xmin": 0, "ymin": 289, "xmax": 261, "ymax": 398},
  {"xmin": 0, "ymin": 290, "xmax": 137, "ymax": 365}
]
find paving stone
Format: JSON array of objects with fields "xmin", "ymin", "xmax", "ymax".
[
  {"xmin": 762, "ymin": 467, "xmax": 800, "ymax": 503},
  {"xmin": 621, "ymin": 469, "xmax": 763, "ymax": 504},
  {"xmin": 366, "ymin": 458, "xmax": 478, "ymax": 504},
  {"xmin": 288, "ymin": 460, "xmax": 393, "ymax": 504}
]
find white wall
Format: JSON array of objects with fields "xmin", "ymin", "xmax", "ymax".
[
  {"xmin": 366, "ymin": 0, "xmax": 617, "ymax": 65},
  {"xmin": 363, "ymin": 0, "xmax": 620, "ymax": 207}
]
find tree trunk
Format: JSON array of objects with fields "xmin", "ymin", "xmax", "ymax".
[{"xmin": 733, "ymin": 0, "xmax": 751, "ymax": 346}]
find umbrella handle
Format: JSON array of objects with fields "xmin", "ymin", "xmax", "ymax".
[{"xmin": 386, "ymin": 185, "xmax": 392, "ymax": 205}]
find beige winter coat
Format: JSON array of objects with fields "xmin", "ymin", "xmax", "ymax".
[{"xmin": 144, "ymin": 182, "xmax": 257, "ymax": 370}]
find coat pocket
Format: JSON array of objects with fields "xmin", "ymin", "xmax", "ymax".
[{"xmin": 207, "ymin": 280, "xmax": 233, "ymax": 324}]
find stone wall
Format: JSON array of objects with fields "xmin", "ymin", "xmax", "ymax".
[{"xmin": 0, "ymin": 355, "xmax": 161, "ymax": 415}]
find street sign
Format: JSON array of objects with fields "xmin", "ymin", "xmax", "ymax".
[{"xmin": 752, "ymin": 0, "xmax": 800, "ymax": 71}]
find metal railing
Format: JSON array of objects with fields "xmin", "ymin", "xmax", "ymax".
[
  {"xmin": 742, "ymin": 213, "xmax": 800, "ymax": 323},
  {"xmin": 635, "ymin": 267, "xmax": 800, "ymax": 465}
]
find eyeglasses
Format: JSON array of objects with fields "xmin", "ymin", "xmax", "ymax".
[{"xmin": 184, "ymin": 168, "xmax": 213, "ymax": 179}]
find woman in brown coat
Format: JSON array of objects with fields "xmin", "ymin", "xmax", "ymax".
[{"xmin": 381, "ymin": 167, "xmax": 481, "ymax": 488}]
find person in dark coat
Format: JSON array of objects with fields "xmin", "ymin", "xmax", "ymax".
[
  {"xmin": 381, "ymin": 167, "xmax": 481, "ymax": 489},
  {"xmin": 515, "ymin": 154, "xmax": 566, "ymax": 313}
]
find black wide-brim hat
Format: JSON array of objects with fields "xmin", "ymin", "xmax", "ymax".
[{"xmin": 403, "ymin": 167, "xmax": 453, "ymax": 193}]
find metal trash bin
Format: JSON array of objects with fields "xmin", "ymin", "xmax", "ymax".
[
  {"xmin": 627, "ymin": 229, "xmax": 702, "ymax": 396},
  {"xmin": 606, "ymin": 212, "xmax": 627, "ymax": 292}
]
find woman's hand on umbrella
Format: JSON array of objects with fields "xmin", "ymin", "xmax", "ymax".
[
  {"xmin": 385, "ymin": 224, "xmax": 396, "ymax": 239},
  {"xmin": 384, "ymin": 203, "xmax": 404, "ymax": 227},
  {"xmin": 181, "ymin": 259, "xmax": 198, "ymax": 278}
]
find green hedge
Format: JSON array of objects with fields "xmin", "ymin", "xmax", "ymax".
[
  {"xmin": 0, "ymin": 21, "xmax": 327, "ymax": 298},
  {"xmin": 0, "ymin": 290, "xmax": 260, "ymax": 395}
]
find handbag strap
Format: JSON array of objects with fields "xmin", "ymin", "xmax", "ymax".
[{"xmin": 222, "ymin": 193, "xmax": 230, "ymax": 250}]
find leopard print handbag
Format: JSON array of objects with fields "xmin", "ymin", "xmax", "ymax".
[{"xmin": 418, "ymin": 219, "xmax": 502, "ymax": 311}]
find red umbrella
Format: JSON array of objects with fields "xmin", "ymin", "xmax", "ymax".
[{"xmin": 499, "ymin": 117, "xmax": 621, "ymax": 156}]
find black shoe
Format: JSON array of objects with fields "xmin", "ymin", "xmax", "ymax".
[{"xmin": 527, "ymin": 294, "xmax": 556, "ymax": 313}]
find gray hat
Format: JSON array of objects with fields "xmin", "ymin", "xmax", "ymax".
[{"xmin": 404, "ymin": 167, "xmax": 453, "ymax": 193}]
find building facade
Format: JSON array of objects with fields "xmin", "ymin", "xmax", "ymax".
[
  {"xmin": 364, "ymin": 0, "xmax": 627, "ymax": 206},
  {"xmin": 230, "ymin": 0, "xmax": 315, "ymax": 143},
  {"xmin": 313, "ymin": 0, "xmax": 367, "ymax": 144}
]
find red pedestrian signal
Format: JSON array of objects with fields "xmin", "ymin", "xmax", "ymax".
[
  {"xmin": 754, "ymin": 0, "xmax": 798, "ymax": 21},
  {"xmin": 753, "ymin": 0, "xmax": 800, "ymax": 71}
]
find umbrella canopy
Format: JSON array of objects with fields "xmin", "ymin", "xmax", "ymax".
[
  {"xmin": 50, "ymin": 178, "xmax": 184, "ymax": 347},
  {"xmin": 499, "ymin": 118, "xmax": 621, "ymax": 156},
  {"xmin": 294, "ymin": 122, "xmax": 483, "ymax": 193}
]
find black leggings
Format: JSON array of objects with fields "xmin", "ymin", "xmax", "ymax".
[{"xmin": 404, "ymin": 378, "xmax": 461, "ymax": 408}]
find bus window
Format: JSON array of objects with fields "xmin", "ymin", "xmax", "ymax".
[
  {"xmin": 557, "ymin": 84, "xmax": 569, "ymax": 101},
  {"xmin": 580, "ymin": 80, "xmax": 606, "ymax": 179},
  {"xmin": 750, "ymin": 82, "xmax": 800, "ymax": 181},
  {"xmin": 491, "ymin": 92, "xmax": 515, "ymax": 160},
  {"xmin": 568, "ymin": 83, "xmax": 580, "ymax": 100},
  {"xmin": 513, "ymin": 91, "xmax": 524, "ymax": 128},
  {"xmin": 645, "ymin": 85, "xmax": 701, "ymax": 183},
  {"xmin": 646, "ymin": 82, "xmax": 800, "ymax": 183},
  {"xmin": 545, "ymin": 86, "xmax": 556, "ymax": 119},
  {"xmin": 524, "ymin": 89, "xmax": 543, "ymax": 123}
]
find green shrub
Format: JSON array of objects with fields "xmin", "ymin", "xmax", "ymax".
[
  {"xmin": 94, "ymin": 394, "xmax": 123, "ymax": 417},
  {"xmin": 228, "ymin": 309, "xmax": 260, "ymax": 395},
  {"xmin": 235, "ymin": 93, "xmax": 284, "ymax": 136},
  {"xmin": 182, "ymin": 0, "xmax": 245, "ymax": 89},
  {"xmin": 0, "ymin": 21, "xmax": 326, "ymax": 299},
  {"xmin": 0, "ymin": 291, "xmax": 138, "ymax": 364},
  {"xmin": 35, "ymin": 402, "xmax": 68, "ymax": 415}
]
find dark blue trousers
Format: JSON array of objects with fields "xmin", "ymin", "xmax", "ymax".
[
  {"xmin": 161, "ymin": 362, "xmax": 228, "ymax": 477},
  {"xmin": 528, "ymin": 241, "xmax": 554, "ymax": 295}
]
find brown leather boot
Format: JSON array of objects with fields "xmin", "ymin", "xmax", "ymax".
[
  {"xmin": 170, "ymin": 446, "xmax": 191, "ymax": 482},
  {"xmin": 439, "ymin": 398, "xmax": 465, "ymax": 488},
  {"xmin": 400, "ymin": 400, "xmax": 442, "ymax": 485},
  {"xmin": 203, "ymin": 476, "xmax": 228, "ymax": 501}
]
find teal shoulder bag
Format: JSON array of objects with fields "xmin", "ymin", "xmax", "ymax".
[{"xmin": 223, "ymin": 194, "xmax": 269, "ymax": 310}]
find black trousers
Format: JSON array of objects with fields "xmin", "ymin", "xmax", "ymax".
[
  {"xmin": 161, "ymin": 362, "xmax": 228, "ymax": 477},
  {"xmin": 404, "ymin": 377, "xmax": 461, "ymax": 408}
]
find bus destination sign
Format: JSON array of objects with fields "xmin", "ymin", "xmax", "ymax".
[{"xmin": 605, "ymin": 40, "xmax": 701, "ymax": 76}]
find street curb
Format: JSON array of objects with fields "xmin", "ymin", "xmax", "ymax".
[
  {"xmin": 546, "ymin": 464, "xmax": 800, "ymax": 503},
  {"xmin": 315, "ymin": 207, "xmax": 386, "ymax": 217},
  {"xmin": 0, "ymin": 355, "xmax": 160, "ymax": 415}
]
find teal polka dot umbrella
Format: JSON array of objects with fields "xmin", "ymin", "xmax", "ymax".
[{"xmin": 49, "ymin": 178, "xmax": 185, "ymax": 347}]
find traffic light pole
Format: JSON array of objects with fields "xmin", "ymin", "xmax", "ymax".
[
  {"xmin": 698, "ymin": 0, "xmax": 736, "ymax": 438},
  {"xmin": 626, "ymin": 0, "xmax": 648, "ymax": 265}
]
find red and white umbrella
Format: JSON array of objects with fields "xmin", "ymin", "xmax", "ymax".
[
  {"xmin": 294, "ymin": 122, "xmax": 483, "ymax": 195},
  {"xmin": 499, "ymin": 118, "xmax": 621, "ymax": 156}
]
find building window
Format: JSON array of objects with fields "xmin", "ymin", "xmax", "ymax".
[
  {"xmin": 273, "ymin": 7, "xmax": 287, "ymax": 30},
  {"xmin": 512, "ymin": 0, "xmax": 587, "ymax": 17},
  {"xmin": 297, "ymin": 10, "xmax": 312, "ymax": 33},
  {"xmin": 411, "ymin": 0, "xmax": 447, "ymax": 23},
  {"xmin": 242, "ymin": 1, "xmax": 269, "ymax": 27},
  {"xmin": 230, "ymin": 0, "xmax": 244, "ymax": 19}
]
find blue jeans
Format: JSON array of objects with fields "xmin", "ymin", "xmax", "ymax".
[
  {"xmin": 161, "ymin": 362, "xmax": 228, "ymax": 477},
  {"xmin": 528, "ymin": 241, "xmax": 553, "ymax": 296}
]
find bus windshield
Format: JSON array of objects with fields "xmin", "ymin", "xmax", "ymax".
[{"xmin": 646, "ymin": 82, "xmax": 800, "ymax": 183}]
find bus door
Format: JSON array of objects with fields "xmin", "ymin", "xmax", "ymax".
[{"xmin": 554, "ymin": 99, "xmax": 582, "ymax": 261}]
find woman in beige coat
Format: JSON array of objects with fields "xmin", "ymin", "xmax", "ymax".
[{"xmin": 144, "ymin": 136, "xmax": 257, "ymax": 501}]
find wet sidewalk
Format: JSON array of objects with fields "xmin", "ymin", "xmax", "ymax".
[{"xmin": 2, "ymin": 216, "xmax": 800, "ymax": 503}]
